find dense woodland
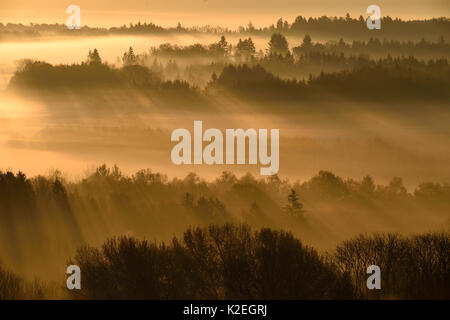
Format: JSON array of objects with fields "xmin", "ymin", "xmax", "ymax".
[
  {"xmin": 1, "ymin": 223, "xmax": 448, "ymax": 299},
  {"xmin": 8, "ymin": 37, "xmax": 450, "ymax": 103},
  {"xmin": 1, "ymin": 16, "xmax": 449, "ymax": 40},
  {"xmin": 0, "ymin": 166, "xmax": 449, "ymax": 299},
  {"xmin": 1, "ymin": 15, "xmax": 449, "ymax": 299},
  {"xmin": 69, "ymin": 228, "xmax": 449, "ymax": 299}
]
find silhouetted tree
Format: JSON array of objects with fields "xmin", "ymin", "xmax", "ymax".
[
  {"xmin": 268, "ymin": 33, "xmax": 289, "ymax": 56},
  {"xmin": 122, "ymin": 46, "xmax": 137, "ymax": 65},
  {"xmin": 284, "ymin": 189, "xmax": 304, "ymax": 217},
  {"xmin": 236, "ymin": 38, "xmax": 256, "ymax": 61},
  {"xmin": 87, "ymin": 48, "xmax": 101, "ymax": 65}
]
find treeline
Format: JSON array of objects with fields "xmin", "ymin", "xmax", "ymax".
[
  {"xmin": 1, "ymin": 225, "xmax": 448, "ymax": 299},
  {"xmin": 207, "ymin": 58, "xmax": 450, "ymax": 102},
  {"xmin": 8, "ymin": 50, "xmax": 201, "ymax": 103},
  {"xmin": 0, "ymin": 263, "xmax": 44, "ymax": 299},
  {"xmin": 0, "ymin": 165, "xmax": 449, "ymax": 269},
  {"xmin": 68, "ymin": 225, "xmax": 351, "ymax": 299},
  {"xmin": 146, "ymin": 35, "xmax": 450, "ymax": 61},
  {"xmin": 241, "ymin": 16, "xmax": 449, "ymax": 39},
  {"xmin": 68, "ymin": 226, "xmax": 449, "ymax": 299},
  {"xmin": 9, "ymin": 48, "xmax": 450, "ymax": 103},
  {"xmin": 7, "ymin": 32, "xmax": 450, "ymax": 94},
  {"xmin": 148, "ymin": 36, "xmax": 230, "ymax": 60},
  {"xmin": 292, "ymin": 35, "xmax": 450, "ymax": 58},
  {"xmin": 334, "ymin": 232, "xmax": 449, "ymax": 299},
  {"xmin": 136, "ymin": 34, "xmax": 450, "ymax": 84},
  {"xmin": 1, "ymin": 16, "xmax": 449, "ymax": 40}
]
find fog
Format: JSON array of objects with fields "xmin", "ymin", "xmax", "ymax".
[
  {"xmin": 1, "ymin": 88, "xmax": 449, "ymax": 189},
  {"xmin": 0, "ymin": 16, "xmax": 449, "ymax": 293},
  {"xmin": 1, "ymin": 33, "xmax": 449, "ymax": 185},
  {"xmin": 0, "ymin": 35, "xmax": 279, "ymax": 89}
]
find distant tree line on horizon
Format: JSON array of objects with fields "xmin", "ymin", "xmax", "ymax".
[{"xmin": 1, "ymin": 15, "xmax": 449, "ymax": 41}]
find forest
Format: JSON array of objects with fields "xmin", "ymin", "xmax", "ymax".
[
  {"xmin": 3, "ymin": 227, "xmax": 449, "ymax": 300},
  {"xmin": 0, "ymin": 13, "xmax": 449, "ymax": 300},
  {"xmin": 8, "ymin": 38, "xmax": 450, "ymax": 103},
  {"xmin": 0, "ymin": 166, "xmax": 448, "ymax": 299},
  {"xmin": 1, "ymin": 16, "xmax": 449, "ymax": 41}
]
